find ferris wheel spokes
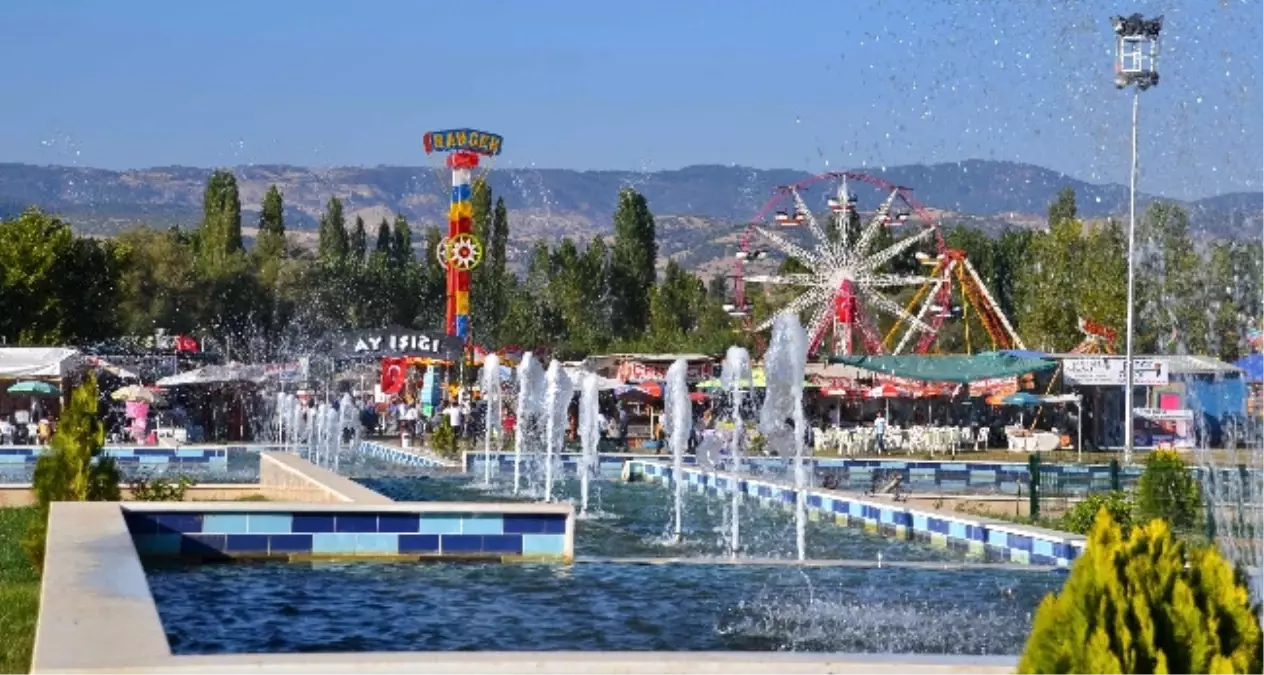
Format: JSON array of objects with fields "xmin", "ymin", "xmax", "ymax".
[
  {"xmin": 745, "ymin": 273, "xmax": 821, "ymax": 286},
  {"xmin": 753, "ymin": 285, "xmax": 835, "ymax": 332},
  {"xmin": 862, "ymin": 225, "xmax": 935, "ymax": 272},
  {"xmin": 857, "ymin": 273, "xmax": 936, "ymax": 288},
  {"xmin": 787, "ymin": 187, "xmax": 835, "ymax": 263},
  {"xmin": 860, "ymin": 286, "xmax": 936, "ymax": 335},
  {"xmin": 853, "ymin": 189, "xmax": 902, "ymax": 256},
  {"xmin": 752, "ymin": 226, "xmax": 822, "ymax": 268}
]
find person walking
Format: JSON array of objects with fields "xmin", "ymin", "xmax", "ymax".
[{"xmin": 873, "ymin": 412, "xmax": 887, "ymax": 455}]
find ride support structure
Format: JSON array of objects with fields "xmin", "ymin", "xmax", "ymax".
[{"xmin": 423, "ymin": 129, "xmax": 504, "ymax": 340}]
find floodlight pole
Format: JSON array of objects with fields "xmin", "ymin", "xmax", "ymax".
[
  {"xmin": 1124, "ymin": 89, "xmax": 1139, "ymax": 464},
  {"xmin": 1113, "ymin": 12, "xmax": 1161, "ymax": 464}
]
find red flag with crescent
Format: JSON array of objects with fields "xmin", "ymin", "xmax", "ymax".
[{"xmin": 381, "ymin": 358, "xmax": 407, "ymax": 395}]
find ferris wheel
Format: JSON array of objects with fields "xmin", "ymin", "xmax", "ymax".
[{"xmin": 728, "ymin": 171, "xmax": 1024, "ymax": 357}]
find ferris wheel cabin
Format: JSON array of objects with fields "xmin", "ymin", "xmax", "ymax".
[
  {"xmin": 827, "ymin": 193, "xmax": 858, "ymax": 213},
  {"xmin": 774, "ymin": 209, "xmax": 807, "ymax": 226}
]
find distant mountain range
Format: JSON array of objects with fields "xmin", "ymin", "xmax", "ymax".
[{"xmin": 1, "ymin": 160, "xmax": 1258, "ymax": 275}]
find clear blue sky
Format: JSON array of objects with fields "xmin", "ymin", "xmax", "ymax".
[{"xmin": 1, "ymin": 0, "xmax": 1259, "ymax": 199}]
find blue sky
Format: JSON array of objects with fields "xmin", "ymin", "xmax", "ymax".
[{"xmin": 0, "ymin": 0, "xmax": 1259, "ymax": 199}]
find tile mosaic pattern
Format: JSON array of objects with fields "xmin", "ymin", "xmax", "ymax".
[
  {"xmin": 809, "ymin": 458, "xmax": 1144, "ymax": 495},
  {"xmin": 0, "ymin": 446, "xmax": 230, "ymax": 466},
  {"xmin": 460, "ymin": 452, "xmax": 1261, "ymax": 497},
  {"xmin": 124, "ymin": 508, "xmax": 568, "ymax": 561},
  {"xmin": 465, "ymin": 452, "xmax": 698, "ymax": 479},
  {"xmin": 628, "ymin": 460, "xmax": 1086, "ymax": 568},
  {"xmin": 360, "ymin": 441, "xmax": 459, "ymax": 469}
]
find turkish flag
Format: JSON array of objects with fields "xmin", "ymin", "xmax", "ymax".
[
  {"xmin": 381, "ymin": 358, "xmax": 408, "ymax": 395},
  {"xmin": 173, "ymin": 335, "xmax": 199, "ymax": 352}
]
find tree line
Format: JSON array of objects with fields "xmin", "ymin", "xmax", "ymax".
[{"xmin": 0, "ymin": 171, "xmax": 1258, "ymax": 363}]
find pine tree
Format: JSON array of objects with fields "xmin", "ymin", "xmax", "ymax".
[
  {"xmin": 609, "ymin": 188, "xmax": 658, "ymax": 338},
  {"xmin": 198, "ymin": 169, "xmax": 243, "ymax": 267},
  {"xmin": 254, "ymin": 184, "xmax": 286, "ymax": 262},
  {"xmin": 1019, "ymin": 510, "xmax": 1261, "ymax": 674},
  {"xmin": 317, "ymin": 196, "xmax": 348, "ymax": 264},
  {"xmin": 23, "ymin": 373, "xmax": 121, "ymax": 569},
  {"xmin": 349, "ymin": 215, "xmax": 367, "ymax": 264},
  {"xmin": 374, "ymin": 217, "xmax": 392, "ymax": 257},
  {"xmin": 390, "ymin": 214, "xmax": 413, "ymax": 269}
]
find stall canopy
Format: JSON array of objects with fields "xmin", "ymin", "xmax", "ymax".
[
  {"xmin": 0, "ymin": 348, "xmax": 84, "ymax": 379},
  {"xmin": 155, "ymin": 364, "xmax": 267, "ymax": 387},
  {"xmin": 1234, "ymin": 353, "xmax": 1262, "ymax": 383},
  {"xmin": 828, "ymin": 352, "xmax": 1057, "ymax": 384}
]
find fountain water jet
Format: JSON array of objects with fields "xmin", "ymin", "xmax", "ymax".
[
  {"xmin": 513, "ymin": 352, "xmax": 545, "ymax": 495},
  {"xmin": 664, "ymin": 359, "xmax": 693, "ymax": 542},
  {"xmin": 480, "ymin": 354, "xmax": 503, "ymax": 486},
  {"xmin": 760, "ymin": 313, "xmax": 809, "ymax": 561},
  {"xmin": 721, "ymin": 346, "xmax": 752, "ymax": 556},
  {"xmin": 542, "ymin": 360, "xmax": 573, "ymax": 503},
  {"xmin": 578, "ymin": 371, "xmax": 601, "ymax": 516}
]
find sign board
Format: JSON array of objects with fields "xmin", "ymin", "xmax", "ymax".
[
  {"xmin": 264, "ymin": 361, "xmax": 309, "ymax": 382},
  {"xmin": 969, "ymin": 377, "xmax": 1018, "ymax": 397},
  {"xmin": 335, "ymin": 329, "xmax": 464, "ymax": 361},
  {"xmin": 1063, "ymin": 357, "xmax": 1169, "ymax": 386},
  {"xmin": 1134, "ymin": 408, "xmax": 1194, "ymax": 421},
  {"xmin": 616, "ymin": 359, "xmax": 714, "ymax": 384}
]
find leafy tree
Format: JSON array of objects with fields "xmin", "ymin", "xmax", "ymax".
[
  {"xmin": 470, "ymin": 179, "xmax": 508, "ymax": 345},
  {"xmin": 1136, "ymin": 202, "xmax": 1201, "ymax": 354},
  {"xmin": 0, "ymin": 208, "xmax": 118, "ymax": 345},
  {"xmin": 1019, "ymin": 510, "xmax": 1261, "ymax": 674},
  {"xmin": 23, "ymin": 373, "xmax": 121, "ymax": 570},
  {"xmin": 1017, "ymin": 189, "xmax": 1089, "ymax": 351},
  {"xmin": 609, "ymin": 188, "xmax": 658, "ymax": 338},
  {"xmin": 1135, "ymin": 450, "xmax": 1203, "ymax": 533},
  {"xmin": 349, "ymin": 215, "xmax": 367, "ymax": 264},
  {"xmin": 197, "ymin": 169, "xmax": 243, "ymax": 268},
  {"xmin": 317, "ymin": 196, "xmax": 348, "ymax": 264},
  {"xmin": 113, "ymin": 226, "xmax": 201, "ymax": 335},
  {"xmin": 1060, "ymin": 491, "xmax": 1134, "ymax": 535}
]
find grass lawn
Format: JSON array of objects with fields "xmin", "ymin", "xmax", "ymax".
[{"xmin": 0, "ymin": 507, "xmax": 39, "ymax": 674}]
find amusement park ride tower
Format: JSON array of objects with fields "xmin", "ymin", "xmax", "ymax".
[{"xmin": 423, "ymin": 129, "xmax": 504, "ymax": 340}]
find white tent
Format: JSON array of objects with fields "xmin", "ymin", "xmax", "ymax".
[
  {"xmin": 0, "ymin": 348, "xmax": 83, "ymax": 379},
  {"xmin": 563, "ymin": 367, "xmax": 623, "ymax": 391},
  {"xmin": 155, "ymin": 364, "xmax": 267, "ymax": 387}
]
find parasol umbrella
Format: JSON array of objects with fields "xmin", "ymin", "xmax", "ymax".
[
  {"xmin": 111, "ymin": 385, "xmax": 156, "ymax": 403},
  {"xmin": 7, "ymin": 381, "xmax": 60, "ymax": 397},
  {"xmin": 866, "ymin": 383, "xmax": 902, "ymax": 419},
  {"xmin": 1001, "ymin": 391, "xmax": 1044, "ymax": 426}
]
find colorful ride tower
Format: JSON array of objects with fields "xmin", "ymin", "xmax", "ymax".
[{"xmin": 422, "ymin": 128, "xmax": 504, "ymax": 339}]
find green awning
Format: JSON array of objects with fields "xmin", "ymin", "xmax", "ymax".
[{"xmin": 826, "ymin": 352, "xmax": 1056, "ymax": 384}]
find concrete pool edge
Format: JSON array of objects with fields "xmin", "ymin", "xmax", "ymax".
[
  {"xmin": 626, "ymin": 459, "xmax": 1087, "ymax": 567},
  {"xmin": 34, "ymin": 651, "xmax": 1017, "ymax": 674}
]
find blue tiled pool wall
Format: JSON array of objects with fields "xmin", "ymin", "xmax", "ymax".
[
  {"xmin": 465, "ymin": 451, "xmax": 700, "ymax": 479},
  {"xmin": 627, "ymin": 460, "xmax": 1086, "ymax": 567},
  {"xmin": 809, "ymin": 458, "xmax": 1144, "ymax": 496},
  {"xmin": 359, "ymin": 441, "xmax": 457, "ymax": 468},
  {"xmin": 458, "ymin": 451, "xmax": 1149, "ymax": 492},
  {"xmin": 0, "ymin": 446, "xmax": 229, "ymax": 465},
  {"xmin": 125, "ymin": 508, "xmax": 569, "ymax": 561}
]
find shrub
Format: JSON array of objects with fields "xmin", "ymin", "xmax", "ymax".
[
  {"xmin": 1019, "ymin": 509, "xmax": 1262, "ymax": 674},
  {"xmin": 1060, "ymin": 491, "xmax": 1134, "ymax": 535},
  {"xmin": 1135, "ymin": 450, "xmax": 1203, "ymax": 532},
  {"xmin": 129, "ymin": 472, "xmax": 196, "ymax": 502},
  {"xmin": 430, "ymin": 418, "xmax": 457, "ymax": 459},
  {"xmin": 23, "ymin": 373, "xmax": 121, "ymax": 571}
]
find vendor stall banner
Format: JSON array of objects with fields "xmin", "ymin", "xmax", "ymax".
[
  {"xmin": 335, "ymin": 329, "xmax": 464, "ymax": 361},
  {"xmin": 616, "ymin": 359, "xmax": 713, "ymax": 384},
  {"xmin": 1064, "ymin": 357, "xmax": 1169, "ymax": 386}
]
